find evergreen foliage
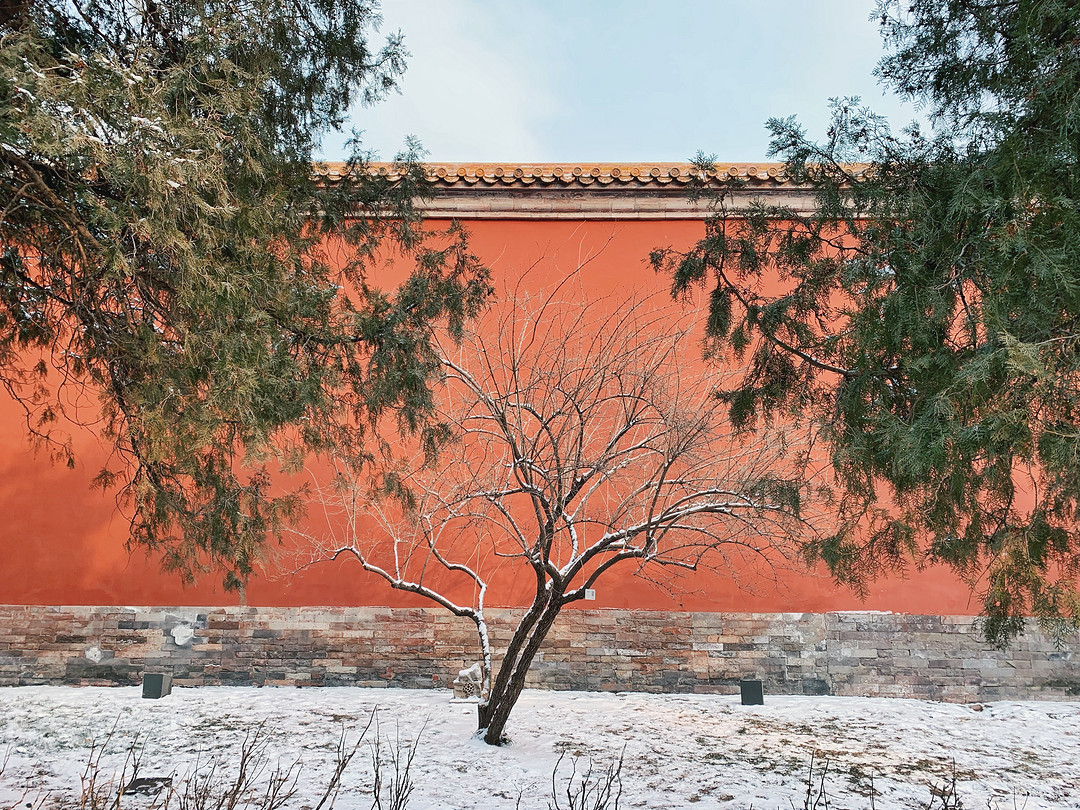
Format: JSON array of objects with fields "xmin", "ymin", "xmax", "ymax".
[
  {"xmin": 655, "ymin": 0, "xmax": 1080, "ymax": 642},
  {"xmin": 0, "ymin": 1, "xmax": 490, "ymax": 589}
]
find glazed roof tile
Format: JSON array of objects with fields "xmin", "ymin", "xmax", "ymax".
[{"xmin": 315, "ymin": 161, "xmax": 798, "ymax": 187}]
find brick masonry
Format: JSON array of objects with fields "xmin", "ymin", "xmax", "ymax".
[{"xmin": 0, "ymin": 605, "xmax": 1077, "ymax": 701}]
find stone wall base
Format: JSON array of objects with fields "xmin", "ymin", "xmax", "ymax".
[{"xmin": 1, "ymin": 605, "xmax": 1077, "ymax": 701}]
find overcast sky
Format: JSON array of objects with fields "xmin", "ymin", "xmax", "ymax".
[{"xmin": 320, "ymin": 0, "xmax": 922, "ymax": 164}]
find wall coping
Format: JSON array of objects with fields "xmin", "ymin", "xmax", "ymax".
[{"xmin": 317, "ymin": 161, "xmax": 823, "ymax": 219}]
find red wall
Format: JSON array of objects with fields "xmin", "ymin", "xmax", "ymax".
[{"xmin": 0, "ymin": 217, "xmax": 981, "ymax": 614}]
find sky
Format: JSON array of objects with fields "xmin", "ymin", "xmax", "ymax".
[{"xmin": 320, "ymin": 0, "xmax": 924, "ymax": 164}]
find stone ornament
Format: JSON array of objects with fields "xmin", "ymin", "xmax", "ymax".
[{"xmin": 452, "ymin": 662, "xmax": 484, "ymax": 701}]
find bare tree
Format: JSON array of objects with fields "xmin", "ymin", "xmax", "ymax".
[{"xmin": 296, "ymin": 277, "xmax": 811, "ymax": 746}]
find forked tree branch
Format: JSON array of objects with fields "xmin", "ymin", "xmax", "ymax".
[{"xmin": 289, "ymin": 272, "xmax": 820, "ymax": 744}]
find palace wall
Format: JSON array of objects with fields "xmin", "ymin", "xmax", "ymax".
[{"xmin": 2, "ymin": 164, "xmax": 1073, "ymax": 699}]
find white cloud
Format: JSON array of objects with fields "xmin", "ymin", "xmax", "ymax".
[
  {"xmin": 319, "ymin": 1, "xmax": 927, "ymax": 164},
  {"xmin": 325, "ymin": 0, "xmax": 560, "ymax": 161}
]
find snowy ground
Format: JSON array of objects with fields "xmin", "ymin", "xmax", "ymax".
[{"xmin": 1, "ymin": 686, "xmax": 1078, "ymax": 809}]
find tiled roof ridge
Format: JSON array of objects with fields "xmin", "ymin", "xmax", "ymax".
[{"xmin": 315, "ymin": 161, "xmax": 799, "ymax": 187}]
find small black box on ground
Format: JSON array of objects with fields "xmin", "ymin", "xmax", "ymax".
[
  {"xmin": 142, "ymin": 672, "xmax": 173, "ymax": 699},
  {"xmin": 740, "ymin": 679, "xmax": 764, "ymax": 705}
]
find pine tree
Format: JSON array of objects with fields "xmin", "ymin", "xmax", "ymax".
[
  {"xmin": 0, "ymin": 1, "xmax": 489, "ymax": 589},
  {"xmin": 655, "ymin": 0, "xmax": 1080, "ymax": 643}
]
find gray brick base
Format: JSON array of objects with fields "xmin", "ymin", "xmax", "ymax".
[{"xmin": 1, "ymin": 605, "xmax": 1077, "ymax": 701}]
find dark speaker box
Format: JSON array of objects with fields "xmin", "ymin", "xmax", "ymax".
[
  {"xmin": 142, "ymin": 672, "xmax": 173, "ymax": 699},
  {"xmin": 740, "ymin": 679, "xmax": 764, "ymax": 705}
]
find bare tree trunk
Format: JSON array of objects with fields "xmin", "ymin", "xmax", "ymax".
[{"xmin": 477, "ymin": 600, "xmax": 563, "ymax": 745}]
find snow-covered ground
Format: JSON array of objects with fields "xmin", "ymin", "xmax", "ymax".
[{"xmin": 1, "ymin": 686, "xmax": 1077, "ymax": 809}]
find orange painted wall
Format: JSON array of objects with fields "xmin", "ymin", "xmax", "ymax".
[{"xmin": 0, "ymin": 216, "xmax": 982, "ymax": 614}]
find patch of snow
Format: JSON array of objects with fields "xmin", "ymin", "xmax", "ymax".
[
  {"xmin": 0, "ymin": 687, "xmax": 1076, "ymax": 809},
  {"xmin": 169, "ymin": 625, "xmax": 194, "ymax": 647}
]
